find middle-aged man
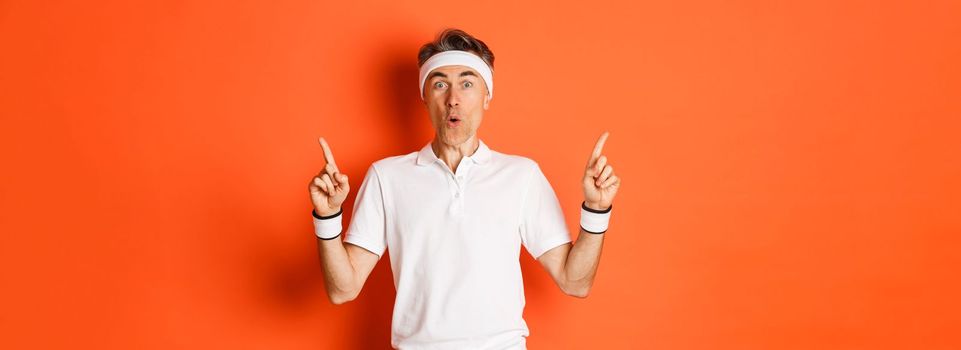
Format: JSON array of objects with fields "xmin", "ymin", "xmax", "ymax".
[{"xmin": 307, "ymin": 28, "xmax": 621, "ymax": 349}]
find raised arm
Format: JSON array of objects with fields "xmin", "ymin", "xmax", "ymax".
[
  {"xmin": 309, "ymin": 137, "xmax": 380, "ymax": 304},
  {"xmin": 538, "ymin": 132, "xmax": 620, "ymax": 298}
]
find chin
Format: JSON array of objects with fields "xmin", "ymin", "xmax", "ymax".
[{"xmin": 438, "ymin": 131, "xmax": 471, "ymax": 146}]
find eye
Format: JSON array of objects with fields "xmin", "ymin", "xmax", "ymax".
[
  {"xmin": 463, "ymin": 81, "xmax": 473, "ymax": 88},
  {"xmin": 434, "ymin": 81, "xmax": 447, "ymax": 89}
]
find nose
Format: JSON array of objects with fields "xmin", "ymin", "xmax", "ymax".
[{"xmin": 445, "ymin": 88, "xmax": 461, "ymax": 108}]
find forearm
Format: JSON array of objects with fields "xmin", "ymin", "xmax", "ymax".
[
  {"xmin": 563, "ymin": 228, "xmax": 605, "ymax": 296},
  {"xmin": 313, "ymin": 205, "xmax": 358, "ymax": 303},
  {"xmin": 316, "ymin": 237, "xmax": 359, "ymax": 302}
]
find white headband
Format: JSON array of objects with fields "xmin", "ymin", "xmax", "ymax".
[{"xmin": 418, "ymin": 50, "xmax": 493, "ymax": 101}]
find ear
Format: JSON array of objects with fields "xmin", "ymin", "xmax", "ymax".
[{"xmin": 483, "ymin": 94, "xmax": 490, "ymax": 110}]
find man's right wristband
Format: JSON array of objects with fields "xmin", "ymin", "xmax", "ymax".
[{"xmin": 312, "ymin": 208, "xmax": 343, "ymax": 240}]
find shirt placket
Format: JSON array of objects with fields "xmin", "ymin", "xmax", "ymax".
[{"xmin": 447, "ymin": 158, "xmax": 471, "ymax": 216}]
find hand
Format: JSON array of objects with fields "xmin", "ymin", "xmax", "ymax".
[
  {"xmin": 308, "ymin": 137, "xmax": 350, "ymax": 216},
  {"xmin": 583, "ymin": 131, "xmax": 620, "ymax": 210}
]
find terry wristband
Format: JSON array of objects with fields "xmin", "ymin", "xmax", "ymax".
[
  {"xmin": 580, "ymin": 202, "xmax": 612, "ymax": 234},
  {"xmin": 312, "ymin": 208, "xmax": 343, "ymax": 240}
]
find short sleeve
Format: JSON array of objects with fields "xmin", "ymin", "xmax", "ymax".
[
  {"xmin": 519, "ymin": 161, "xmax": 572, "ymax": 259},
  {"xmin": 343, "ymin": 165, "xmax": 387, "ymax": 258}
]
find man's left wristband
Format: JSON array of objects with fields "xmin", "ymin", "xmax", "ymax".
[
  {"xmin": 312, "ymin": 208, "xmax": 343, "ymax": 240},
  {"xmin": 580, "ymin": 201, "xmax": 612, "ymax": 234}
]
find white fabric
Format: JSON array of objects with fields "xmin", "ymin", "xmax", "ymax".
[
  {"xmin": 343, "ymin": 140, "xmax": 571, "ymax": 350},
  {"xmin": 419, "ymin": 50, "xmax": 494, "ymax": 101},
  {"xmin": 313, "ymin": 213, "xmax": 343, "ymax": 239},
  {"xmin": 580, "ymin": 206, "xmax": 611, "ymax": 233}
]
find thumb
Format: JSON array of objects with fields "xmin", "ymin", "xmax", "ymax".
[
  {"xmin": 584, "ymin": 165, "xmax": 598, "ymax": 178},
  {"xmin": 337, "ymin": 175, "xmax": 350, "ymax": 194}
]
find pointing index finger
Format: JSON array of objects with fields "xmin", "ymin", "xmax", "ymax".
[
  {"xmin": 319, "ymin": 137, "xmax": 338, "ymax": 169},
  {"xmin": 589, "ymin": 131, "xmax": 610, "ymax": 165}
]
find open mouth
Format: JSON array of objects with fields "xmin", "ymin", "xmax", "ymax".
[{"xmin": 447, "ymin": 115, "xmax": 461, "ymax": 127}]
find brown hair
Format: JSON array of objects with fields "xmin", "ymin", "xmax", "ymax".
[{"xmin": 417, "ymin": 28, "xmax": 495, "ymax": 70}]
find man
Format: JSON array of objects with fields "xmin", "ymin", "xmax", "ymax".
[{"xmin": 307, "ymin": 28, "xmax": 621, "ymax": 350}]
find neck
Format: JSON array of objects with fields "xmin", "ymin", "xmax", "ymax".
[{"xmin": 431, "ymin": 136, "xmax": 480, "ymax": 174}]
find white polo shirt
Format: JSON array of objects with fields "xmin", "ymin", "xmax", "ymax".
[{"xmin": 342, "ymin": 139, "xmax": 572, "ymax": 350}]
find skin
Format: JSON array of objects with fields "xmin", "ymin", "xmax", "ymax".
[
  {"xmin": 422, "ymin": 64, "xmax": 490, "ymax": 173},
  {"xmin": 308, "ymin": 58, "xmax": 621, "ymax": 304}
]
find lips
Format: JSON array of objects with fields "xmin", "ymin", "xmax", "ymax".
[{"xmin": 446, "ymin": 115, "xmax": 461, "ymax": 127}]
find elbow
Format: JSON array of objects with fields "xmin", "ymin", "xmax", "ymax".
[
  {"xmin": 327, "ymin": 289, "xmax": 358, "ymax": 305},
  {"xmin": 565, "ymin": 288, "xmax": 590, "ymax": 299},
  {"xmin": 329, "ymin": 294, "xmax": 352, "ymax": 305},
  {"xmin": 562, "ymin": 281, "xmax": 592, "ymax": 299}
]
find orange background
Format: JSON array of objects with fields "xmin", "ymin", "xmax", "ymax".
[{"xmin": 2, "ymin": 0, "xmax": 960, "ymax": 349}]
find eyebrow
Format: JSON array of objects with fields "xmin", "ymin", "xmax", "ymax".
[{"xmin": 428, "ymin": 70, "xmax": 478, "ymax": 80}]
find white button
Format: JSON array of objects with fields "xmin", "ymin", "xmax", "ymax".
[{"xmin": 454, "ymin": 192, "xmax": 461, "ymax": 198}]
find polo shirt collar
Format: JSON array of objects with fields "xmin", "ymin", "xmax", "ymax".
[{"xmin": 416, "ymin": 140, "xmax": 492, "ymax": 167}]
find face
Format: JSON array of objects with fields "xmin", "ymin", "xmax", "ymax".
[{"xmin": 422, "ymin": 65, "xmax": 490, "ymax": 147}]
